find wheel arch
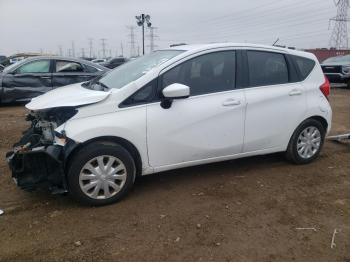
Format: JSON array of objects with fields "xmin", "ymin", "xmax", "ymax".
[
  {"xmin": 64, "ymin": 136, "xmax": 143, "ymax": 177},
  {"xmin": 287, "ymin": 115, "xmax": 328, "ymax": 149}
]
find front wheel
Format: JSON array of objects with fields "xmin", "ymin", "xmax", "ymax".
[
  {"xmin": 285, "ymin": 119, "xmax": 326, "ymax": 165},
  {"xmin": 67, "ymin": 142, "xmax": 136, "ymax": 206}
]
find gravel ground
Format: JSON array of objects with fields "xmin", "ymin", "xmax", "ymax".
[{"xmin": 0, "ymin": 88, "xmax": 349, "ymax": 262}]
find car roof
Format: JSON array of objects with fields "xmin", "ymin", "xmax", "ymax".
[{"xmin": 163, "ymin": 43, "xmax": 314, "ymax": 60}]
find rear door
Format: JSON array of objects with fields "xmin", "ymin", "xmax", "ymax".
[
  {"xmin": 52, "ymin": 60, "xmax": 93, "ymax": 88},
  {"xmin": 1, "ymin": 59, "xmax": 52, "ymax": 102},
  {"xmin": 243, "ymin": 50, "xmax": 307, "ymax": 152}
]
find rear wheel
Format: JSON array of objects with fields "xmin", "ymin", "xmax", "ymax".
[
  {"xmin": 67, "ymin": 142, "xmax": 136, "ymax": 206},
  {"xmin": 286, "ymin": 119, "xmax": 325, "ymax": 164}
]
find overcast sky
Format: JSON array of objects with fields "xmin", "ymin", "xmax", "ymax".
[{"xmin": 0, "ymin": 0, "xmax": 337, "ymax": 57}]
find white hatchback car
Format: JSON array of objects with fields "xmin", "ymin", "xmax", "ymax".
[{"xmin": 7, "ymin": 43, "xmax": 332, "ymax": 205}]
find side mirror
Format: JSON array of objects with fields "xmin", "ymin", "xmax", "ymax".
[
  {"xmin": 161, "ymin": 83, "xmax": 190, "ymax": 109},
  {"xmin": 162, "ymin": 83, "xmax": 190, "ymax": 99}
]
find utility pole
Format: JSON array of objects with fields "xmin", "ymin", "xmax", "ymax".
[
  {"xmin": 147, "ymin": 26, "xmax": 158, "ymax": 52},
  {"xmin": 100, "ymin": 38, "xmax": 107, "ymax": 58},
  {"xmin": 120, "ymin": 42, "xmax": 124, "ymax": 57},
  {"xmin": 329, "ymin": 0, "xmax": 350, "ymax": 49},
  {"xmin": 88, "ymin": 38, "xmax": 93, "ymax": 58},
  {"xmin": 127, "ymin": 26, "xmax": 136, "ymax": 57},
  {"xmin": 71, "ymin": 41, "xmax": 75, "ymax": 57},
  {"xmin": 136, "ymin": 14, "xmax": 152, "ymax": 55}
]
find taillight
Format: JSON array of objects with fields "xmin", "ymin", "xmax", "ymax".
[{"xmin": 320, "ymin": 75, "xmax": 330, "ymax": 100}]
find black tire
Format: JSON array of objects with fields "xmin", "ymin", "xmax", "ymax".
[
  {"xmin": 285, "ymin": 119, "xmax": 326, "ymax": 165},
  {"xmin": 347, "ymin": 79, "xmax": 350, "ymax": 89},
  {"xmin": 67, "ymin": 141, "xmax": 136, "ymax": 206}
]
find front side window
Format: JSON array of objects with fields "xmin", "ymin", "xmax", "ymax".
[
  {"xmin": 16, "ymin": 60, "xmax": 50, "ymax": 74},
  {"xmin": 161, "ymin": 51, "xmax": 236, "ymax": 96},
  {"xmin": 56, "ymin": 60, "xmax": 84, "ymax": 73},
  {"xmin": 99, "ymin": 50, "xmax": 184, "ymax": 89},
  {"xmin": 247, "ymin": 51, "xmax": 289, "ymax": 87}
]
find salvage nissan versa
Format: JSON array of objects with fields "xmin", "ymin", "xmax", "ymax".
[{"xmin": 6, "ymin": 43, "xmax": 332, "ymax": 205}]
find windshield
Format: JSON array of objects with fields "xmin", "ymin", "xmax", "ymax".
[
  {"xmin": 99, "ymin": 50, "xmax": 184, "ymax": 89},
  {"xmin": 323, "ymin": 55, "xmax": 350, "ymax": 63}
]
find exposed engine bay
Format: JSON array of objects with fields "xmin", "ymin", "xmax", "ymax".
[{"xmin": 6, "ymin": 107, "xmax": 78, "ymax": 192}]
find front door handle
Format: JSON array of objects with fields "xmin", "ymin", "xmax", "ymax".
[
  {"xmin": 40, "ymin": 76, "xmax": 51, "ymax": 79},
  {"xmin": 289, "ymin": 89, "xmax": 302, "ymax": 96},
  {"xmin": 222, "ymin": 98, "xmax": 241, "ymax": 107}
]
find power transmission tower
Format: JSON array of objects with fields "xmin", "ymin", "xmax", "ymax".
[
  {"xmin": 329, "ymin": 0, "xmax": 350, "ymax": 49},
  {"xmin": 100, "ymin": 38, "xmax": 107, "ymax": 58},
  {"xmin": 127, "ymin": 26, "xmax": 136, "ymax": 57},
  {"xmin": 71, "ymin": 41, "xmax": 75, "ymax": 57},
  {"xmin": 81, "ymin": 48, "xmax": 85, "ymax": 58},
  {"xmin": 147, "ymin": 26, "xmax": 158, "ymax": 52},
  {"xmin": 58, "ymin": 45, "xmax": 63, "ymax": 56},
  {"xmin": 120, "ymin": 42, "xmax": 124, "ymax": 57},
  {"xmin": 88, "ymin": 38, "xmax": 93, "ymax": 58}
]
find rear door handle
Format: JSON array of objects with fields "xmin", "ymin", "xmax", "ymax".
[
  {"xmin": 40, "ymin": 76, "xmax": 51, "ymax": 79},
  {"xmin": 222, "ymin": 99, "xmax": 241, "ymax": 107},
  {"xmin": 289, "ymin": 89, "xmax": 302, "ymax": 96}
]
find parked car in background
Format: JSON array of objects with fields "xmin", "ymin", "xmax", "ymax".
[
  {"xmin": 0, "ymin": 64, "xmax": 4, "ymax": 72},
  {"xmin": 0, "ymin": 56, "xmax": 108, "ymax": 103},
  {"xmin": 321, "ymin": 55, "xmax": 350, "ymax": 88},
  {"xmin": 91, "ymin": 58, "xmax": 107, "ymax": 64},
  {"xmin": 100, "ymin": 57, "xmax": 127, "ymax": 69},
  {"xmin": 0, "ymin": 55, "xmax": 7, "ymax": 64},
  {"xmin": 7, "ymin": 43, "xmax": 331, "ymax": 205}
]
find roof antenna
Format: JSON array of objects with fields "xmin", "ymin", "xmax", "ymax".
[{"xmin": 272, "ymin": 38, "xmax": 280, "ymax": 46}]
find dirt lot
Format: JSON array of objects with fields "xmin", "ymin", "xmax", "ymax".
[{"xmin": 0, "ymin": 89, "xmax": 349, "ymax": 262}]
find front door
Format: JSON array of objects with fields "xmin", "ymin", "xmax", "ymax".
[
  {"xmin": 2, "ymin": 59, "xmax": 52, "ymax": 102},
  {"xmin": 147, "ymin": 50, "xmax": 246, "ymax": 168}
]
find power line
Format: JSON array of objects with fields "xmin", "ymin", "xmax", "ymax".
[{"xmin": 329, "ymin": 0, "xmax": 350, "ymax": 49}]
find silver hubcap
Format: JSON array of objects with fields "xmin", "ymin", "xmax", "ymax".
[
  {"xmin": 79, "ymin": 155, "xmax": 127, "ymax": 199},
  {"xmin": 297, "ymin": 126, "xmax": 321, "ymax": 159}
]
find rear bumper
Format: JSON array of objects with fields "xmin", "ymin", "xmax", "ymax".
[{"xmin": 6, "ymin": 145, "xmax": 66, "ymax": 191}]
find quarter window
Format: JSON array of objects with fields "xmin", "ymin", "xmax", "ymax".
[
  {"xmin": 161, "ymin": 51, "xmax": 236, "ymax": 96},
  {"xmin": 247, "ymin": 51, "xmax": 289, "ymax": 87},
  {"xmin": 293, "ymin": 55, "xmax": 315, "ymax": 80},
  {"xmin": 16, "ymin": 60, "xmax": 50, "ymax": 73},
  {"xmin": 55, "ymin": 60, "xmax": 84, "ymax": 73}
]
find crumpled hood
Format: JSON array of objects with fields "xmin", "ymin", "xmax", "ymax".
[{"xmin": 26, "ymin": 82, "xmax": 111, "ymax": 111}]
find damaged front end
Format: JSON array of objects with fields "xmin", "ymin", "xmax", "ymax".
[{"xmin": 6, "ymin": 107, "xmax": 78, "ymax": 192}]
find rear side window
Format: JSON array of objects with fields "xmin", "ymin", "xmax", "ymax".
[
  {"xmin": 293, "ymin": 56, "xmax": 315, "ymax": 80},
  {"xmin": 55, "ymin": 60, "xmax": 84, "ymax": 73},
  {"xmin": 247, "ymin": 51, "xmax": 289, "ymax": 87}
]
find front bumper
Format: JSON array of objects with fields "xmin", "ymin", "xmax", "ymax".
[{"xmin": 6, "ymin": 145, "xmax": 66, "ymax": 191}]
